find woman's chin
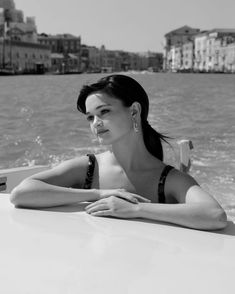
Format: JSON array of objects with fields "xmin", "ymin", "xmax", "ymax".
[{"xmin": 97, "ymin": 136, "xmax": 112, "ymax": 145}]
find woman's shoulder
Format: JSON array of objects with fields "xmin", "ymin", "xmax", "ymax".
[{"xmin": 164, "ymin": 166, "xmax": 199, "ymax": 202}]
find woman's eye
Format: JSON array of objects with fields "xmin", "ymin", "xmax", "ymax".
[
  {"xmin": 86, "ymin": 116, "xmax": 93, "ymax": 122},
  {"xmin": 100, "ymin": 109, "xmax": 110, "ymax": 115}
]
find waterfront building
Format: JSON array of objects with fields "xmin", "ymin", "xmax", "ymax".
[
  {"xmin": 118, "ymin": 50, "xmax": 131, "ymax": 71},
  {"xmin": 100, "ymin": 45, "xmax": 121, "ymax": 72},
  {"xmin": 80, "ymin": 44, "xmax": 89, "ymax": 72},
  {"xmin": 225, "ymin": 43, "xmax": 235, "ymax": 73},
  {"xmin": 193, "ymin": 31, "xmax": 208, "ymax": 72},
  {"xmin": 219, "ymin": 40, "xmax": 235, "ymax": 73},
  {"xmin": 79, "ymin": 44, "xmax": 163, "ymax": 73},
  {"xmin": 167, "ymin": 46, "xmax": 178, "ymax": 72},
  {"xmin": 0, "ymin": 39, "xmax": 51, "ymax": 73},
  {"xmin": 38, "ymin": 33, "xmax": 81, "ymax": 73},
  {"xmin": 174, "ymin": 46, "xmax": 182, "ymax": 72},
  {"xmin": 206, "ymin": 29, "xmax": 235, "ymax": 73},
  {"xmin": 147, "ymin": 51, "xmax": 163, "ymax": 71},
  {"xmin": 0, "ymin": 0, "xmax": 51, "ymax": 73},
  {"xmin": 164, "ymin": 25, "xmax": 200, "ymax": 71},
  {"xmin": 182, "ymin": 41, "xmax": 194, "ymax": 71},
  {"xmin": 129, "ymin": 52, "xmax": 141, "ymax": 71},
  {"xmin": 87, "ymin": 46, "xmax": 101, "ymax": 72}
]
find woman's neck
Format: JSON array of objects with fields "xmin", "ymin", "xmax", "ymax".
[{"xmin": 110, "ymin": 131, "xmax": 161, "ymax": 172}]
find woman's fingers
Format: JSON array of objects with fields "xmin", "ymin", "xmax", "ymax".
[
  {"xmin": 117, "ymin": 191, "xmax": 151, "ymax": 203},
  {"xmin": 86, "ymin": 199, "xmax": 105, "ymax": 209},
  {"xmin": 90, "ymin": 210, "xmax": 112, "ymax": 217},
  {"xmin": 117, "ymin": 194, "xmax": 138, "ymax": 204},
  {"xmin": 133, "ymin": 194, "xmax": 151, "ymax": 203},
  {"xmin": 85, "ymin": 201, "xmax": 113, "ymax": 217},
  {"xmin": 86, "ymin": 202, "xmax": 107, "ymax": 214}
]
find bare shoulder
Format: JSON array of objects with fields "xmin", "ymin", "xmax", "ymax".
[
  {"xmin": 29, "ymin": 155, "xmax": 90, "ymax": 188},
  {"xmin": 165, "ymin": 168, "xmax": 221, "ymax": 205},
  {"xmin": 165, "ymin": 168, "xmax": 199, "ymax": 203}
]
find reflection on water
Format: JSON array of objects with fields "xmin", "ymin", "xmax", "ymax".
[{"xmin": 1, "ymin": 73, "xmax": 235, "ymax": 219}]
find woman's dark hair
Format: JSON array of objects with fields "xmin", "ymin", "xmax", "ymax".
[{"xmin": 77, "ymin": 74, "xmax": 168, "ymax": 161}]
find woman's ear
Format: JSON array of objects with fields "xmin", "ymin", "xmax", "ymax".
[{"xmin": 130, "ymin": 102, "xmax": 141, "ymax": 118}]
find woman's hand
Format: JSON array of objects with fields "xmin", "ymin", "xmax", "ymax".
[
  {"xmin": 85, "ymin": 196, "xmax": 141, "ymax": 219},
  {"xmin": 98, "ymin": 188, "xmax": 150, "ymax": 204}
]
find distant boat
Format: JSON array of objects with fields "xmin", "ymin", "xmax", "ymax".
[{"xmin": 0, "ymin": 67, "xmax": 15, "ymax": 75}]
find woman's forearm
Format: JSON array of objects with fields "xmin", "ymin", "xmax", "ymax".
[
  {"xmin": 10, "ymin": 179, "xmax": 99, "ymax": 208},
  {"xmin": 135, "ymin": 202, "xmax": 227, "ymax": 230}
]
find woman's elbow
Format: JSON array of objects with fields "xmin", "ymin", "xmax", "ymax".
[
  {"xmin": 207, "ymin": 207, "xmax": 227, "ymax": 230},
  {"xmin": 10, "ymin": 180, "xmax": 32, "ymax": 207},
  {"xmin": 214, "ymin": 208, "xmax": 227, "ymax": 229}
]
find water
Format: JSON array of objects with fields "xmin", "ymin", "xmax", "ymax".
[{"xmin": 0, "ymin": 73, "xmax": 235, "ymax": 220}]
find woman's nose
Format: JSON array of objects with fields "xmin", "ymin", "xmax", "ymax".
[{"xmin": 93, "ymin": 116, "xmax": 103, "ymax": 127}]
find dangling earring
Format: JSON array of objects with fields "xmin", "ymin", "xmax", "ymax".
[{"xmin": 133, "ymin": 119, "xmax": 139, "ymax": 133}]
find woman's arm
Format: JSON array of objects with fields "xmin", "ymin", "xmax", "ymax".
[
  {"xmin": 10, "ymin": 156, "xmax": 149, "ymax": 208},
  {"xmin": 10, "ymin": 156, "xmax": 99, "ymax": 208},
  {"xmin": 136, "ymin": 191, "xmax": 227, "ymax": 230},
  {"xmin": 85, "ymin": 170, "xmax": 227, "ymax": 230}
]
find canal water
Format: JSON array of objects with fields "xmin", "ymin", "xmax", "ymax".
[{"xmin": 0, "ymin": 72, "xmax": 235, "ymax": 219}]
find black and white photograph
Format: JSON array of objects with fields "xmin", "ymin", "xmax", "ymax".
[{"xmin": 0, "ymin": 0, "xmax": 235, "ymax": 293}]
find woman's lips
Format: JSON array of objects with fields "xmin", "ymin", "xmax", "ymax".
[{"xmin": 96, "ymin": 129, "xmax": 109, "ymax": 135}]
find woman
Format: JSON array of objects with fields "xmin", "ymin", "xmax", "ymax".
[{"xmin": 10, "ymin": 74, "xmax": 227, "ymax": 230}]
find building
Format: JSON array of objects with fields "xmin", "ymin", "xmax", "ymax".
[
  {"xmin": 38, "ymin": 33, "xmax": 81, "ymax": 73},
  {"xmin": 206, "ymin": 29, "xmax": 235, "ymax": 72},
  {"xmin": 182, "ymin": 41, "xmax": 194, "ymax": 71},
  {"xmin": 174, "ymin": 46, "xmax": 182, "ymax": 72},
  {"xmin": 0, "ymin": 1, "xmax": 37, "ymax": 43},
  {"xmin": 87, "ymin": 46, "xmax": 101, "ymax": 72},
  {"xmin": 0, "ymin": 0, "xmax": 15, "ymax": 10},
  {"xmin": 100, "ymin": 45, "xmax": 122, "ymax": 72},
  {"xmin": 147, "ymin": 52, "xmax": 163, "ymax": 71},
  {"xmin": 164, "ymin": 25, "xmax": 200, "ymax": 71},
  {"xmin": 0, "ymin": 0, "xmax": 50, "ymax": 73},
  {"xmin": 0, "ymin": 39, "xmax": 51, "ymax": 73},
  {"xmin": 8, "ymin": 18, "xmax": 38, "ymax": 43}
]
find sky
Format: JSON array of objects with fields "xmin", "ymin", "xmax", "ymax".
[{"xmin": 15, "ymin": 0, "xmax": 235, "ymax": 52}]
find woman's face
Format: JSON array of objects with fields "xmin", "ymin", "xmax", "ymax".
[{"xmin": 85, "ymin": 91, "xmax": 133, "ymax": 145}]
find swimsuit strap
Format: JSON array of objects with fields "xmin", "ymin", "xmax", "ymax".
[
  {"xmin": 83, "ymin": 154, "xmax": 96, "ymax": 189},
  {"xmin": 158, "ymin": 165, "xmax": 174, "ymax": 203}
]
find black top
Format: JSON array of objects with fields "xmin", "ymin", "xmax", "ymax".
[
  {"xmin": 158, "ymin": 165, "xmax": 174, "ymax": 203},
  {"xmin": 83, "ymin": 154, "xmax": 96, "ymax": 189},
  {"xmin": 83, "ymin": 154, "xmax": 174, "ymax": 203}
]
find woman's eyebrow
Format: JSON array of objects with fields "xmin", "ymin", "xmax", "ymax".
[{"xmin": 86, "ymin": 104, "xmax": 111, "ymax": 115}]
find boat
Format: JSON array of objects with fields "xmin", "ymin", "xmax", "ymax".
[
  {"xmin": 0, "ymin": 140, "xmax": 234, "ymax": 293},
  {"xmin": 0, "ymin": 67, "xmax": 15, "ymax": 75}
]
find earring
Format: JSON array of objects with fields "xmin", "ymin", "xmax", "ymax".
[{"xmin": 133, "ymin": 120, "xmax": 139, "ymax": 133}]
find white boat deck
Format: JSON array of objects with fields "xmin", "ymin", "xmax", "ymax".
[{"xmin": 0, "ymin": 193, "xmax": 235, "ymax": 294}]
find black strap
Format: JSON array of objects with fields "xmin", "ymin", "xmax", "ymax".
[
  {"xmin": 158, "ymin": 165, "xmax": 174, "ymax": 203},
  {"xmin": 83, "ymin": 154, "xmax": 96, "ymax": 189}
]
